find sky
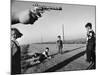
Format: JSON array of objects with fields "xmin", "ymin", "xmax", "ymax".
[{"xmin": 11, "ymin": 1, "xmax": 96, "ymax": 45}]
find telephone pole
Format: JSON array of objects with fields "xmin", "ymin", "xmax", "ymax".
[{"xmin": 62, "ymin": 24, "xmax": 64, "ymax": 44}]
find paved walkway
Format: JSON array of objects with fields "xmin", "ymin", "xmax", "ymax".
[{"xmin": 23, "ymin": 46, "xmax": 91, "ymax": 74}]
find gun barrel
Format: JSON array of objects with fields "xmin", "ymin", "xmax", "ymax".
[
  {"xmin": 32, "ymin": 4, "xmax": 62, "ymax": 11},
  {"xmin": 42, "ymin": 7, "xmax": 62, "ymax": 10}
]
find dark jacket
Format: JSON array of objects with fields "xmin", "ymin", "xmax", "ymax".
[
  {"xmin": 11, "ymin": 40, "xmax": 21, "ymax": 74},
  {"xmin": 57, "ymin": 40, "xmax": 63, "ymax": 48}
]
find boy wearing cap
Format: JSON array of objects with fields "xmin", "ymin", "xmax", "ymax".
[{"xmin": 85, "ymin": 23, "xmax": 96, "ymax": 68}]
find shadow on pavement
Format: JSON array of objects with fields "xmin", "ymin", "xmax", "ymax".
[
  {"xmin": 44, "ymin": 50, "xmax": 86, "ymax": 72},
  {"xmin": 63, "ymin": 46, "xmax": 85, "ymax": 54},
  {"xmin": 51, "ymin": 46, "xmax": 85, "ymax": 57}
]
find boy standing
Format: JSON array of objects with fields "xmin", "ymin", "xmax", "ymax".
[
  {"xmin": 85, "ymin": 23, "xmax": 96, "ymax": 68},
  {"xmin": 11, "ymin": 28, "xmax": 23, "ymax": 74},
  {"xmin": 56, "ymin": 35, "xmax": 63, "ymax": 54}
]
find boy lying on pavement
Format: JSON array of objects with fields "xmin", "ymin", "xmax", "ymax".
[{"xmin": 26, "ymin": 47, "xmax": 51, "ymax": 65}]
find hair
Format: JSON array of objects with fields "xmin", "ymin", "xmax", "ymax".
[
  {"xmin": 46, "ymin": 47, "xmax": 49, "ymax": 50},
  {"xmin": 11, "ymin": 28, "xmax": 23, "ymax": 39},
  {"xmin": 85, "ymin": 23, "xmax": 92, "ymax": 29},
  {"xmin": 57, "ymin": 35, "xmax": 61, "ymax": 38}
]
